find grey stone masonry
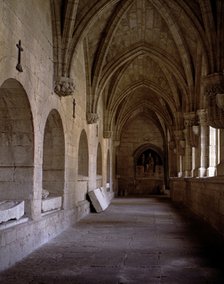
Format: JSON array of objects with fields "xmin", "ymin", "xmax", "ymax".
[{"xmin": 0, "ymin": 197, "xmax": 223, "ymax": 283}]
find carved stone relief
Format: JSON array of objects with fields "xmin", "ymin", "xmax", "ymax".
[{"xmin": 54, "ymin": 77, "xmax": 75, "ymax": 97}]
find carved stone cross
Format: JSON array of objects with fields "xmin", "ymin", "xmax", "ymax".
[{"xmin": 16, "ymin": 40, "xmax": 23, "ymax": 72}]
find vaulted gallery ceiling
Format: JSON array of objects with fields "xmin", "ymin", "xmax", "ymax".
[{"xmin": 51, "ymin": 0, "xmax": 224, "ymax": 139}]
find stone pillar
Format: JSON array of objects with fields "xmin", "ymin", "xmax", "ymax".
[
  {"xmin": 192, "ymin": 125, "xmax": 200, "ymax": 177},
  {"xmin": 197, "ymin": 109, "xmax": 209, "ymax": 177},
  {"xmin": 217, "ymin": 129, "xmax": 224, "ymax": 175},
  {"xmin": 183, "ymin": 112, "xmax": 196, "ymax": 177},
  {"xmin": 112, "ymin": 140, "xmax": 120, "ymax": 196},
  {"xmin": 168, "ymin": 140, "xmax": 177, "ymax": 177},
  {"xmin": 183, "ymin": 128, "xmax": 191, "ymax": 177},
  {"xmin": 207, "ymin": 127, "xmax": 217, "ymax": 176},
  {"xmin": 203, "ymin": 73, "xmax": 224, "ymax": 176},
  {"xmin": 174, "ymin": 130, "xmax": 185, "ymax": 177}
]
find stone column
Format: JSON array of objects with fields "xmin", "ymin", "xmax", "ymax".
[
  {"xmin": 183, "ymin": 128, "xmax": 191, "ymax": 177},
  {"xmin": 112, "ymin": 140, "xmax": 120, "ymax": 196},
  {"xmin": 174, "ymin": 130, "xmax": 185, "ymax": 177},
  {"xmin": 183, "ymin": 112, "xmax": 196, "ymax": 177},
  {"xmin": 203, "ymin": 73, "xmax": 224, "ymax": 176},
  {"xmin": 197, "ymin": 109, "xmax": 209, "ymax": 177},
  {"xmin": 168, "ymin": 140, "xmax": 177, "ymax": 177},
  {"xmin": 192, "ymin": 125, "xmax": 200, "ymax": 177},
  {"xmin": 217, "ymin": 129, "xmax": 224, "ymax": 175},
  {"xmin": 207, "ymin": 127, "xmax": 217, "ymax": 176}
]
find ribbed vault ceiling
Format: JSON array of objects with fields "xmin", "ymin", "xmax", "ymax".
[{"xmin": 52, "ymin": 0, "xmax": 224, "ymax": 140}]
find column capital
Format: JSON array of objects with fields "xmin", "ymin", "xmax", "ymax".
[
  {"xmin": 216, "ymin": 93, "xmax": 224, "ymax": 110},
  {"xmin": 204, "ymin": 73, "xmax": 224, "ymax": 97},
  {"xmin": 169, "ymin": 140, "xmax": 176, "ymax": 151},
  {"xmin": 197, "ymin": 109, "xmax": 208, "ymax": 126},
  {"xmin": 54, "ymin": 76, "xmax": 75, "ymax": 97},
  {"xmin": 174, "ymin": 129, "xmax": 185, "ymax": 155},
  {"xmin": 103, "ymin": 131, "xmax": 112, "ymax": 138},
  {"xmin": 86, "ymin": 112, "xmax": 99, "ymax": 124},
  {"xmin": 113, "ymin": 140, "xmax": 120, "ymax": 148},
  {"xmin": 174, "ymin": 129, "xmax": 184, "ymax": 139},
  {"xmin": 204, "ymin": 73, "xmax": 224, "ymax": 128},
  {"xmin": 183, "ymin": 112, "xmax": 196, "ymax": 128}
]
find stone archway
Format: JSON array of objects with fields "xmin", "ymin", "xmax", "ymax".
[
  {"xmin": 133, "ymin": 144, "xmax": 164, "ymax": 195},
  {"xmin": 42, "ymin": 109, "xmax": 65, "ymax": 207},
  {"xmin": 0, "ymin": 78, "xmax": 34, "ymax": 217}
]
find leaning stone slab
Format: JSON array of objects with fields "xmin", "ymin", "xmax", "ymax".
[
  {"xmin": 88, "ymin": 188, "xmax": 109, "ymax": 212},
  {"xmin": 0, "ymin": 201, "xmax": 25, "ymax": 223},
  {"xmin": 41, "ymin": 196, "xmax": 62, "ymax": 213}
]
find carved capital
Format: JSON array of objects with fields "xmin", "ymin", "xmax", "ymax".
[
  {"xmin": 174, "ymin": 130, "xmax": 185, "ymax": 155},
  {"xmin": 54, "ymin": 77, "xmax": 75, "ymax": 97},
  {"xmin": 174, "ymin": 129, "xmax": 184, "ymax": 140},
  {"xmin": 113, "ymin": 140, "xmax": 120, "ymax": 148},
  {"xmin": 183, "ymin": 112, "xmax": 195, "ymax": 128},
  {"xmin": 103, "ymin": 131, "xmax": 112, "ymax": 138},
  {"xmin": 169, "ymin": 140, "xmax": 176, "ymax": 151},
  {"xmin": 204, "ymin": 73, "xmax": 224, "ymax": 128},
  {"xmin": 197, "ymin": 109, "xmax": 208, "ymax": 126},
  {"xmin": 216, "ymin": 93, "xmax": 224, "ymax": 110},
  {"xmin": 183, "ymin": 113, "xmax": 199, "ymax": 147},
  {"xmin": 205, "ymin": 82, "xmax": 224, "ymax": 97},
  {"xmin": 86, "ymin": 112, "xmax": 99, "ymax": 124}
]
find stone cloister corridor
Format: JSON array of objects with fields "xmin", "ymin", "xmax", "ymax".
[
  {"xmin": 0, "ymin": 197, "xmax": 224, "ymax": 284},
  {"xmin": 1, "ymin": 0, "xmax": 224, "ymax": 279}
]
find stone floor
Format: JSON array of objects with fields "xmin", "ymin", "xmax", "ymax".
[{"xmin": 0, "ymin": 197, "xmax": 224, "ymax": 284}]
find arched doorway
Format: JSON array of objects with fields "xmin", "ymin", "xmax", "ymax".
[
  {"xmin": 42, "ymin": 109, "xmax": 65, "ymax": 207},
  {"xmin": 133, "ymin": 144, "xmax": 164, "ymax": 195},
  {"xmin": 0, "ymin": 79, "xmax": 34, "ymax": 216}
]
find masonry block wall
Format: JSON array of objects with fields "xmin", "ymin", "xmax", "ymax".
[
  {"xmin": 0, "ymin": 1, "xmax": 112, "ymax": 271},
  {"xmin": 170, "ymin": 178, "xmax": 224, "ymax": 237},
  {"xmin": 117, "ymin": 115, "xmax": 163, "ymax": 196}
]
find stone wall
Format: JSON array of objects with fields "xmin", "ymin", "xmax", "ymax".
[
  {"xmin": 170, "ymin": 177, "xmax": 224, "ymax": 236},
  {"xmin": 117, "ymin": 115, "xmax": 163, "ymax": 195},
  {"xmin": 0, "ymin": 0, "xmax": 113, "ymax": 271},
  {"xmin": 0, "ymin": 209, "xmax": 76, "ymax": 271}
]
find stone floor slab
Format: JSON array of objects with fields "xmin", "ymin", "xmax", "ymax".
[{"xmin": 0, "ymin": 197, "xmax": 224, "ymax": 283}]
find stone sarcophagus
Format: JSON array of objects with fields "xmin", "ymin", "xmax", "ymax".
[
  {"xmin": 0, "ymin": 200, "xmax": 25, "ymax": 223},
  {"xmin": 41, "ymin": 189, "xmax": 62, "ymax": 213}
]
